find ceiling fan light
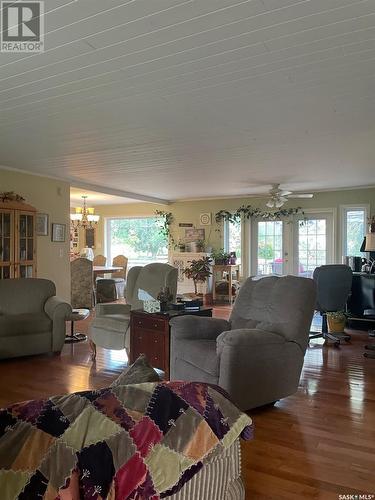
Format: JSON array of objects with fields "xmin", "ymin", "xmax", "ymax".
[
  {"xmin": 266, "ymin": 199, "xmax": 275, "ymax": 208},
  {"xmin": 275, "ymin": 199, "xmax": 285, "ymax": 208}
]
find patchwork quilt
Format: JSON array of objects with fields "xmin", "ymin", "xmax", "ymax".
[{"xmin": 0, "ymin": 381, "xmax": 253, "ymax": 499}]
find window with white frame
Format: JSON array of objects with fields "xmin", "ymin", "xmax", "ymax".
[
  {"xmin": 341, "ymin": 206, "xmax": 368, "ymax": 257},
  {"xmin": 224, "ymin": 219, "xmax": 242, "ymax": 266},
  {"xmin": 106, "ymin": 217, "xmax": 168, "ymax": 268}
]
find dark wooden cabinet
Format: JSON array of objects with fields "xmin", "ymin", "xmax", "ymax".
[
  {"xmin": 130, "ymin": 308, "xmax": 212, "ymax": 379},
  {"xmin": 347, "ymin": 273, "xmax": 375, "ymax": 330}
]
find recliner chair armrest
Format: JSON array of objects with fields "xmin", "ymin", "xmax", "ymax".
[
  {"xmin": 170, "ymin": 316, "xmax": 230, "ymax": 340},
  {"xmin": 44, "ymin": 296, "xmax": 72, "ymax": 320},
  {"xmin": 217, "ymin": 328, "xmax": 285, "ymax": 354},
  {"xmin": 95, "ymin": 303, "xmax": 131, "ymax": 317}
]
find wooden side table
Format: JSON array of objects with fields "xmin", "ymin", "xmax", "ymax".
[
  {"xmin": 130, "ymin": 308, "xmax": 212, "ymax": 380},
  {"xmin": 212, "ymin": 264, "xmax": 240, "ymax": 304}
]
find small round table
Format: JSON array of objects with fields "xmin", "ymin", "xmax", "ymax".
[{"xmin": 66, "ymin": 308, "xmax": 90, "ymax": 343}]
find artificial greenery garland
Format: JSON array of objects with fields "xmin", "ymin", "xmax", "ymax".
[
  {"xmin": 215, "ymin": 205, "xmax": 305, "ymax": 224},
  {"xmin": 155, "ymin": 210, "xmax": 175, "ymax": 246}
]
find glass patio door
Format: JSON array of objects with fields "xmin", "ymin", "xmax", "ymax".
[
  {"xmin": 251, "ymin": 220, "xmax": 288, "ymax": 276},
  {"xmin": 293, "ymin": 213, "xmax": 333, "ymax": 278}
]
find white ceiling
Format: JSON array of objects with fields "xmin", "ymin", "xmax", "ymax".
[
  {"xmin": 70, "ymin": 187, "xmax": 141, "ymax": 207},
  {"xmin": 1, "ymin": 0, "xmax": 375, "ymax": 202}
]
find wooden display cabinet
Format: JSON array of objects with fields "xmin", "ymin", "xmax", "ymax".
[{"xmin": 0, "ymin": 200, "xmax": 37, "ymax": 280}]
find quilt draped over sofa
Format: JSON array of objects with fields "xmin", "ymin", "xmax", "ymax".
[{"xmin": 0, "ymin": 381, "xmax": 252, "ymax": 499}]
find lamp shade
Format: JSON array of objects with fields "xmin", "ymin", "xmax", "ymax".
[{"xmin": 365, "ymin": 233, "xmax": 375, "ymax": 252}]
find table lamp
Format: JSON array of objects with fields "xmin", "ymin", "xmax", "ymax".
[{"xmin": 365, "ymin": 233, "xmax": 375, "ymax": 273}]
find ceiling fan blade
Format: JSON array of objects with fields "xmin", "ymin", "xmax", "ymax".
[
  {"xmin": 279, "ymin": 190, "xmax": 292, "ymax": 196},
  {"xmin": 288, "ymin": 194, "xmax": 314, "ymax": 198}
]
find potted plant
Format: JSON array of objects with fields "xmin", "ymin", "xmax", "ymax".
[
  {"xmin": 211, "ymin": 248, "xmax": 231, "ymax": 265},
  {"xmin": 183, "ymin": 257, "xmax": 212, "ymax": 295},
  {"xmin": 326, "ymin": 311, "xmax": 348, "ymax": 333}
]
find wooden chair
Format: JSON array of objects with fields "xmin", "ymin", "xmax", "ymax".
[
  {"xmin": 70, "ymin": 258, "xmax": 94, "ymax": 310},
  {"xmin": 93, "ymin": 254, "xmax": 106, "ymax": 266},
  {"xmin": 93, "ymin": 254, "xmax": 106, "ymax": 279},
  {"xmin": 111, "ymin": 255, "xmax": 128, "ymax": 298}
]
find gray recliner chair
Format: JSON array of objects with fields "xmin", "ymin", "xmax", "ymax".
[
  {"xmin": 0, "ymin": 278, "xmax": 71, "ymax": 359},
  {"xmin": 89, "ymin": 263, "xmax": 178, "ymax": 359},
  {"xmin": 170, "ymin": 275, "xmax": 316, "ymax": 411}
]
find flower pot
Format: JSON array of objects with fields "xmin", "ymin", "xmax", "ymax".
[{"xmin": 327, "ymin": 316, "xmax": 346, "ymax": 333}]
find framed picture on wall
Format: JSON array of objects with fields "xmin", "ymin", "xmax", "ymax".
[
  {"xmin": 36, "ymin": 213, "xmax": 49, "ymax": 236},
  {"xmin": 51, "ymin": 223, "xmax": 66, "ymax": 242},
  {"xmin": 85, "ymin": 227, "xmax": 96, "ymax": 248}
]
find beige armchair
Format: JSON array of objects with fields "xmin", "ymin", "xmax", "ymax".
[
  {"xmin": 89, "ymin": 263, "xmax": 178, "ymax": 359},
  {"xmin": 170, "ymin": 275, "xmax": 316, "ymax": 411}
]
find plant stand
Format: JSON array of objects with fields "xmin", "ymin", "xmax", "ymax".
[{"xmin": 212, "ymin": 264, "xmax": 240, "ymax": 304}]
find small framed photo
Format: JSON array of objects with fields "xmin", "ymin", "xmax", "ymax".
[
  {"xmin": 51, "ymin": 223, "xmax": 66, "ymax": 242},
  {"xmin": 35, "ymin": 213, "xmax": 49, "ymax": 236}
]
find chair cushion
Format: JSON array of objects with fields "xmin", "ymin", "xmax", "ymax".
[
  {"xmin": 91, "ymin": 314, "xmax": 130, "ymax": 333},
  {"xmin": 178, "ymin": 339, "xmax": 219, "ymax": 377},
  {"xmin": 0, "ymin": 313, "xmax": 52, "ymax": 337},
  {"xmin": 111, "ymin": 354, "xmax": 160, "ymax": 387}
]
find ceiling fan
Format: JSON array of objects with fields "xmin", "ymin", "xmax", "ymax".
[{"xmin": 266, "ymin": 184, "xmax": 314, "ymax": 208}]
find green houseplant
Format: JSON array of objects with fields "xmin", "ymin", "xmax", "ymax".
[
  {"xmin": 326, "ymin": 311, "xmax": 348, "ymax": 333},
  {"xmin": 183, "ymin": 257, "xmax": 212, "ymax": 295},
  {"xmin": 211, "ymin": 248, "xmax": 230, "ymax": 265}
]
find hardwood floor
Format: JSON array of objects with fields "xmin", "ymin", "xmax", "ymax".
[{"xmin": 0, "ymin": 309, "xmax": 374, "ymax": 499}]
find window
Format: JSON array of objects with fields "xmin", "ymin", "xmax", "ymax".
[
  {"xmin": 224, "ymin": 219, "xmax": 242, "ymax": 266},
  {"xmin": 342, "ymin": 207, "xmax": 367, "ymax": 257},
  {"xmin": 106, "ymin": 217, "xmax": 168, "ymax": 268}
]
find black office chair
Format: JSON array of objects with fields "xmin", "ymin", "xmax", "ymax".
[
  {"xmin": 364, "ymin": 309, "xmax": 375, "ymax": 358},
  {"xmin": 309, "ymin": 265, "xmax": 353, "ymax": 346}
]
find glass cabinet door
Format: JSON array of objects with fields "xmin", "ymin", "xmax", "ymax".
[
  {"xmin": 15, "ymin": 211, "xmax": 36, "ymax": 278},
  {"xmin": 0, "ymin": 210, "xmax": 14, "ymax": 279}
]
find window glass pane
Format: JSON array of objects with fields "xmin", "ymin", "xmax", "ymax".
[
  {"xmin": 3, "ymin": 238, "xmax": 10, "ymax": 262},
  {"xmin": 108, "ymin": 218, "xmax": 168, "ymax": 268},
  {"xmin": 227, "ymin": 220, "xmax": 241, "ymax": 265},
  {"xmin": 345, "ymin": 209, "xmax": 365, "ymax": 256},
  {"xmin": 19, "ymin": 215, "xmax": 26, "ymax": 238},
  {"xmin": 27, "ymin": 239, "xmax": 34, "ymax": 260},
  {"xmin": 20, "ymin": 239, "xmax": 26, "ymax": 261},
  {"xmin": 257, "ymin": 221, "xmax": 283, "ymax": 275},
  {"xmin": 4, "ymin": 214, "xmax": 10, "ymax": 237},
  {"xmin": 298, "ymin": 219, "xmax": 327, "ymax": 278},
  {"xmin": 27, "ymin": 216, "xmax": 33, "ymax": 237}
]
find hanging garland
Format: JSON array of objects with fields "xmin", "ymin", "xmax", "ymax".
[
  {"xmin": 155, "ymin": 210, "xmax": 176, "ymax": 247},
  {"xmin": 215, "ymin": 205, "xmax": 305, "ymax": 224}
]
